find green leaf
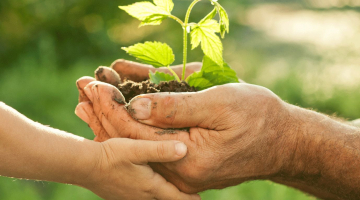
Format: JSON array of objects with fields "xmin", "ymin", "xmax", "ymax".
[
  {"xmin": 119, "ymin": 0, "xmax": 174, "ymax": 26},
  {"xmin": 149, "ymin": 71, "xmax": 176, "ymax": 84},
  {"xmin": 190, "ymin": 19, "xmax": 223, "ymax": 66},
  {"xmin": 214, "ymin": 2, "xmax": 229, "ymax": 38},
  {"xmin": 200, "ymin": 19, "xmax": 220, "ymax": 32},
  {"xmin": 154, "ymin": 0, "xmax": 174, "ymax": 13},
  {"xmin": 119, "ymin": 2, "xmax": 169, "ymax": 21},
  {"xmin": 187, "ymin": 56, "xmax": 239, "ymax": 90},
  {"xmin": 122, "ymin": 41, "xmax": 175, "ymax": 68},
  {"xmin": 190, "ymin": 25, "xmax": 201, "ymax": 49},
  {"xmin": 199, "ymin": 8, "xmax": 217, "ymax": 24},
  {"xmin": 140, "ymin": 14, "xmax": 168, "ymax": 26}
]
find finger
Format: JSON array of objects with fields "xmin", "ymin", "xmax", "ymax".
[
  {"xmin": 83, "ymin": 81, "xmax": 191, "ymax": 141},
  {"xmin": 110, "ymin": 59, "xmax": 153, "ymax": 82},
  {"xmin": 154, "ymin": 177, "xmax": 201, "ymax": 200},
  {"xmin": 75, "ymin": 102, "xmax": 110, "ymax": 142},
  {"xmin": 125, "ymin": 85, "xmax": 238, "ymax": 129},
  {"xmin": 76, "ymin": 76, "xmax": 95, "ymax": 102},
  {"xmin": 95, "ymin": 66, "xmax": 121, "ymax": 86},
  {"xmin": 110, "ymin": 59, "xmax": 202, "ymax": 81},
  {"xmin": 84, "ymin": 81, "xmax": 149, "ymax": 139},
  {"xmin": 75, "ymin": 102, "xmax": 90, "ymax": 124},
  {"xmin": 150, "ymin": 163, "xmax": 197, "ymax": 193},
  {"xmin": 127, "ymin": 139, "xmax": 187, "ymax": 164}
]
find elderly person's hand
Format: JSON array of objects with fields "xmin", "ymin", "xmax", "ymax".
[{"xmin": 77, "ymin": 60, "xmax": 360, "ymax": 200}]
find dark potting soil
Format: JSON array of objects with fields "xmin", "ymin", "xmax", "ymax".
[{"xmin": 117, "ymin": 80, "xmax": 197, "ymax": 103}]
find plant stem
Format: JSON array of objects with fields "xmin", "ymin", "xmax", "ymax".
[
  {"xmin": 182, "ymin": 27, "xmax": 187, "ymax": 81},
  {"xmin": 168, "ymin": 15, "xmax": 184, "ymax": 26},
  {"xmin": 166, "ymin": 66, "xmax": 181, "ymax": 82},
  {"xmin": 182, "ymin": 0, "xmax": 201, "ymax": 81}
]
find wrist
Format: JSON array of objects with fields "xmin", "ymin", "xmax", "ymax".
[
  {"xmin": 273, "ymin": 104, "xmax": 321, "ymax": 179},
  {"xmin": 68, "ymin": 139, "xmax": 101, "ymax": 187},
  {"xmin": 271, "ymin": 104, "xmax": 360, "ymax": 199}
]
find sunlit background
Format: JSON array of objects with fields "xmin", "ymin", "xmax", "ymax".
[{"xmin": 1, "ymin": 0, "xmax": 359, "ymax": 199}]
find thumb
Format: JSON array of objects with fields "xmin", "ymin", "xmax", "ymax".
[
  {"xmin": 128, "ymin": 140, "xmax": 188, "ymax": 164},
  {"xmin": 126, "ymin": 85, "xmax": 228, "ymax": 128}
]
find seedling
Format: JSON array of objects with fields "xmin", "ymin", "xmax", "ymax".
[{"xmin": 119, "ymin": 0, "xmax": 239, "ymax": 90}]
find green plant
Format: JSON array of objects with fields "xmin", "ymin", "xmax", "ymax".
[{"xmin": 119, "ymin": 0, "xmax": 239, "ymax": 90}]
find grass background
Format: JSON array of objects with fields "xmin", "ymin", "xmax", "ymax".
[{"xmin": 1, "ymin": 0, "xmax": 360, "ymax": 199}]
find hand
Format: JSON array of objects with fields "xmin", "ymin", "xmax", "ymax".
[
  {"xmin": 76, "ymin": 59, "xmax": 202, "ymax": 141},
  {"xmin": 0, "ymin": 103, "xmax": 200, "ymax": 200},
  {"xmin": 77, "ymin": 60, "xmax": 360, "ymax": 199},
  {"xmin": 76, "ymin": 80, "xmax": 294, "ymax": 193},
  {"xmin": 82, "ymin": 138, "xmax": 201, "ymax": 200},
  {"xmin": 75, "ymin": 59, "xmax": 203, "ymax": 198}
]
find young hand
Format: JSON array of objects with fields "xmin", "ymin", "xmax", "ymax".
[
  {"xmin": 0, "ymin": 103, "xmax": 200, "ymax": 200},
  {"xmin": 82, "ymin": 138, "xmax": 201, "ymax": 200}
]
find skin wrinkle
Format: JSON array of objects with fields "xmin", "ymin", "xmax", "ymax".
[
  {"xmin": 281, "ymin": 107, "xmax": 305, "ymax": 177},
  {"xmin": 265, "ymin": 103, "xmax": 292, "ymax": 174},
  {"xmin": 188, "ymin": 127, "xmax": 202, "ymax": 144},
  {"xmin": 209, "ymin": 106, "xmax": 233, "ymax": 131}
]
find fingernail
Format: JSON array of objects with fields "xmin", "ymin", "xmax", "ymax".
[
  {"xmin": 128, "ymin": 97, "xmax": 152, "ymax": 120},
  {"xmin": 112, "ymin": 88, "xmax": 126, "ymax": 104},
  {"xmin": 75, "ymin": 106, "xmax": 90, "ymax": 124},
  {"xmin": 175, "ymin": 142, "xmax": 187, "ymax": 156}
]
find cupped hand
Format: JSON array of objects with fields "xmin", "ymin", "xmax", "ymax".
[
  {"xmin": 74, "ymin": 60, "xmax": 203, "ymax": 199},
  {"xmin": 81, "ymin": 137, "xmax": 201, "ymax": 200},
  {"xmin": 75, "ymin": 60, "xmax": 202, "ymax": 141},
  {"xmin": 76, "ymin": 79, "xmax": 297, "ymax": 193}
]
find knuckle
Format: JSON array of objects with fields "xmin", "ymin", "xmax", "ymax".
[
  {"xmin": 143, "ymin": 174, "xmax": 160, "ymax": 195},
  {"xmin": 143, "ymin": 182, "xmax": 155, "ymax": 195},
  {"xmin": 159, "ymin": 95, "xmax": 178, "ymax": 125},
  {"xmin": 156, "ymin": 143, "xmax": 167, "ymax": 160},
  {"xmin": 127, "ymin": 140, "xmax": 143, "ymax": 161}
]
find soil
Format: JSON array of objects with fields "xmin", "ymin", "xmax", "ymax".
[
  {"xmin": 155, "ymin": 128, "xmax": 190, "ymax": 135},
  {"xmin": 117, "ymin": 79, "xmax": 196, "ymax": 135},
  {"xmin": 117, "ymin": 79, "xmax": 197, "ymax": 103}
]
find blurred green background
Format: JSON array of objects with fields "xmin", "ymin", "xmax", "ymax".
[{"xmin": 1, "ymin": 0, "xmax": 359, "ymax": 199}]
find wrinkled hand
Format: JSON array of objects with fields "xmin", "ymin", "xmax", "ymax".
[
  {"xmin": 81, "ymin": 137, "xmax": 200, "ymax": 200},
  {"xmin": 76, "ymin": 59, "xmax": 202, "ymax": 141},
  {"xmin": 76, "ymin": 77, "xmax": 295, "ymax": 193}
]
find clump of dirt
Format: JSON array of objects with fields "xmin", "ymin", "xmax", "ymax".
[
  {"xmin": 155, "ymin": 128, "xmax": 190, "ymax": 135},
  {"xmin": 117, "ymin": 80, "xmax": 197, "ymax": 102}
]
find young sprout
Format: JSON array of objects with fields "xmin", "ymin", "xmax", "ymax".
[{"xmin": 119, "ymin": 0, "xmax": 239, "ymax": 90}]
